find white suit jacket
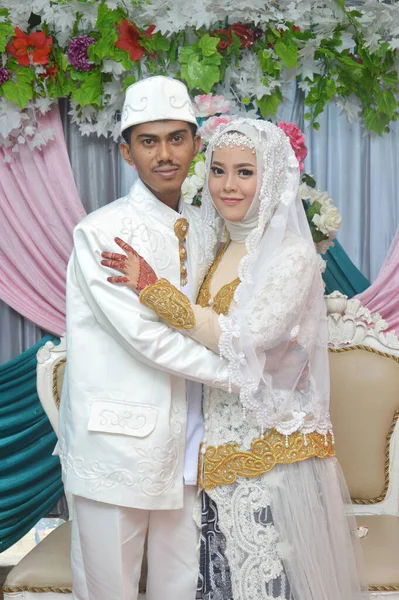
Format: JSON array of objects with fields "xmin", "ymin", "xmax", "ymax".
[{"xmin": 58, "ymin": 179, "xmax": 228, "ymax": 510}]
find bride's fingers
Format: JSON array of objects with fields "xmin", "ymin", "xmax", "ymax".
[
  {"xmin": 101, "ymin": 251, "xmax": 126, "ymax": 261},
  {"xmin": 114, "ymin": 237, "xmax": 137, "ymax": 255},
  {"xmin": 107, "ymin": 276, "xmax": 129, "ymax": 284},
  {"xmin": 101, "ymin": 259, "xmax": 127, "ymax": 272}
]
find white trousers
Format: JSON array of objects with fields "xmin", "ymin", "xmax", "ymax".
[{"xmin": 71, "ymin": 486, "xmax": 199, "ymax": 600}]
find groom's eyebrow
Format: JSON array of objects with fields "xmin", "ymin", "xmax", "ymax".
[{"xmin": 136, "ymin": 128, "xmax": 189, "ymax": 139}]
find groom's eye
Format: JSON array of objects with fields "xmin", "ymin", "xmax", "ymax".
[
  {"xmin": 171, "ymin": 135, "xmax": 184, "ymax": 143},
  {"xmin": 142, "ymin": 138, "xmax": 155, "ymax": 146}
]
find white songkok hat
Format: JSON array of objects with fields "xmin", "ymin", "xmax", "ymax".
[{"xmin": 121, "ymin": 76, "xmax": 198, "ymax": 134}]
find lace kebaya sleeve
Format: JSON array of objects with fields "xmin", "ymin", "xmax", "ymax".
[{"xmin": 231, "ymin": 240, "xmax": 318, "ymax": 351}]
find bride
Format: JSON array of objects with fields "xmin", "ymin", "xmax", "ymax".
[{"xmin": 101, "ymin": 119, "xmax": 368, "ymax": 599}]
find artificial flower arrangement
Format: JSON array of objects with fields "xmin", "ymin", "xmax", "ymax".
[
  {"xmin": 0, "ymin": 0, "xmax": 399, "ymax": 158},
  {"xmin": 183, "ymin": 94, "xmax": 341, "ymax": 258}
]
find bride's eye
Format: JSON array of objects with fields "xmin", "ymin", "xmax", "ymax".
[
  {"xmin": 210, "ymin": 166, "xmax": 224, "ymax": 175},
  {"xmin": 238, "ymin": 168, "xmax": 254, "ymax": 177}
]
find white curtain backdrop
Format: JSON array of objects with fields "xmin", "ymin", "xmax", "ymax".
[
  {"xmin": 305, "ymin": 102, "xmax": 399, "ymax": 282},
  {"xmin": 1, "ymin": 91, "xmax": 398, "ymax": 362}
]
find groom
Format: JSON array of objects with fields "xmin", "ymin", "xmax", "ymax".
[{"xmin": 59, "ymin": 76, "xmax": 229, "ymax": 600}]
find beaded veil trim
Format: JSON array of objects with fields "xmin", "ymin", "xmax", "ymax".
[{"xmin": 214, "ymin": 131, "xmax": 256, "ymax": 153}]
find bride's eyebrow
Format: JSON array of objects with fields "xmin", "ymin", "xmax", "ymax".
[{"xmin": 211, "ymin": 161, "xmax": 256, "ymax": 168}]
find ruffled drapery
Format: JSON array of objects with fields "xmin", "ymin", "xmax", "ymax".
[{"xmin": 0, "ymin": 106, "xmax": 86, "ymax": 335}]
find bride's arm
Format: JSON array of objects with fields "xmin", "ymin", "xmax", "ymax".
[
  {"xmin": 101, "ymin": 238, "xmax": 222, "ymax": 353},
  {"xmin": 140, "ymin": 279, "xmax": 222, "ymax": 353}
]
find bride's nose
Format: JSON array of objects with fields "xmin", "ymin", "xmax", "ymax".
[{"xmin": 223, "ymin": 173, "xmax": 237, "ymax": 192}]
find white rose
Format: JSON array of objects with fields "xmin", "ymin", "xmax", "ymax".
[
  {"xmin": 182, "ymin": 177, "xmax": 200, "ymax": 204},
  {"xmin": 312, "ymin": 205, "xmax": 342, "ymax": 235}
]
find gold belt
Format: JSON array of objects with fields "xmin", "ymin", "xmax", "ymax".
[{"xmin": 199, "ymin": 429, "xmax": 335, "ymax": 490}]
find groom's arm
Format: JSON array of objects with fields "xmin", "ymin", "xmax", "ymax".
[{"xmin": 72, "ymin": 222, "xmax": 232, "ymax": 390}]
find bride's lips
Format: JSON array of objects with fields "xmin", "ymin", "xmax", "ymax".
[
  {"xmin": 221, "ymin": 197, "xmax": 243, "ymax": 205},
  {"xmin": 153, "ymin": 166, "xmax": 179, "ymax": 179}
]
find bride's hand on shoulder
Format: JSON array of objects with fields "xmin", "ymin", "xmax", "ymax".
[{"xmin": 101, "ymin": 237, "xmax": 158, "ymax": 294}]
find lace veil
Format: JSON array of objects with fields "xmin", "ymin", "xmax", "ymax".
[{"xmin": 200, "ymin": 119, "xmax": 333, "ymax": 439}]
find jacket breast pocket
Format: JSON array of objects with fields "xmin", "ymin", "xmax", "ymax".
[{"xmin": 88, "ymin": 400, "xmax": 158, "ymax": 438}]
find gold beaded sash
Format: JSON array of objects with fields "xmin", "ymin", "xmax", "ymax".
[{"xmin": 199, "ymin": 429, "xmax": 335, "ymax": 490}]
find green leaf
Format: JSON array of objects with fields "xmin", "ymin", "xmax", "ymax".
[
  {"xmin": 168, "ymin": 32, "xmax": 183, "ymax": 63},
  {"xmin": 180, "ymin": 56, "xmax": 220, "ymax": 92},
  {"xmin": 2, "ymin": 80, "xmax": 33, "ymax": 108},
  {"xmin": 202, "ymin": 53, "xmax": 222, "ymax": 66},
  {"xmin": 312, "ymin": 121, "xmax": 320, "ymax": 130},
  {"xmin": 91, "ymin": 30, "xmax": 118, "ymax": 60},
  {"xmin": 113, "ymin": 48, "xmax": 134, "ymax": 70},
  {"xmin": 257, "ymin": 92, "xmax": 280, "ymax": 117},
  {"xmin": 149, "ymin": 31, "xmax": 170, "ymax": 52},
  {"xmin": 16, "ymin": 67, "xmax": 35, "ymax": 84},
  {"xmin": 376, "ymin": 88, "xmax": 397, "ymax": 119},
  {"xmin": 306, "ymin": 200, "xmax": 322, "ymax": 220},
  {"xmin": 0, "ymin": 21, "xmax": 14, "ymax": 53},
  {"xmin": 96, "ymin": 1, "xmax": 125, "ymax": 30},
  {"xmin": 381, "ymin": 71, "xmax": 398, "ymax": 86},
  {"xmin": 179, "ymin": 46, "xmax": 199, "ymax": 64},
  {"xmin": 274, "ymin": 37, "xmax": 298, "ymax": 68},
  {"xmin": 198, "ymin": 34, "xmax": 219, "ymax": 57},
  {"xmin": 47, "ymin": 76, "xmax": 72, "ymax": 98},
  {"xmin": 70, "ymin": 69, "xmax": 89, "ymax": 81},
  {"xmin": 301, "ymin": 173, "xmax": 316, "ymax": 188},
  {"xmin": 123, "ymin": 74, "xmax": 136, "ymax": 92},
  {"xmin": 71, "ymin": 71, "xmax": 102, "ymax": 106}
]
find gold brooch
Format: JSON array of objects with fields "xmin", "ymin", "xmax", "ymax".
[{"xmin": 174, "ymin": 218, "xmax": 189, "ymax": 287}]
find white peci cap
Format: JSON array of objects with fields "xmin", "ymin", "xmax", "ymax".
[{"xmin": 120, "ymin": 76, "xmax": 198, "ymax": 135}]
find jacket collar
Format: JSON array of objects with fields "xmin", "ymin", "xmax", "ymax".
[{"xmin": 128, "ymin": 178, "xmax": 184, "ymax": 230}]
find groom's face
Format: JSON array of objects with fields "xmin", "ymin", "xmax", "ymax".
[{"xmin": 120, "ymin": 120, "xmax": 200, "ymax": 209}]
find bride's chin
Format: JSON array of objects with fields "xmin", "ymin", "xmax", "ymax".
[{"xmin": 218, "ymin": 206, "xmax": 246, "ymax": 222}]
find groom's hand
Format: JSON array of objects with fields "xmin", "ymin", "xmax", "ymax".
[{"xmin": 101, "ymin": 237, "xmax": 158, "ymax": 293}]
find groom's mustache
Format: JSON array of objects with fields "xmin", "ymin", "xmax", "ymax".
[{"xmin": 153, "ymin": 161, "xmax": 180, "ymax": 173}]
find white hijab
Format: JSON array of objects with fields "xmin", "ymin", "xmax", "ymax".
[{"xmin": 200, "ymin": 119, "xmax": 332, "ymax": 438}]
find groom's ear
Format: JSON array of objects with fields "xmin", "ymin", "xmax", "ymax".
[
  {"xmin": 193, "ymin": 134, "xmax": 201, "ymax": 156},
  {"xmin": 120, "ymin": 142, "xmax": 135, "ymax": 167}
]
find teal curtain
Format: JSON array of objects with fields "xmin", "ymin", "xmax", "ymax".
[
  {"xmin": 0, "ymin": 335, "xmax": 64, "ymax": 553},
  {"xmin": 323, "ymin": 239, "xmax": 370, "ymax": 297}
]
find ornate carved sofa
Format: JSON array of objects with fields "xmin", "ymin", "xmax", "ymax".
[
  {"xmin": 4, "ymin": 292, "xmax": 399, "ymax": 599},
  {"xmin": 327, "ymin": 291, "xmax": 399, "ymax": 599}
]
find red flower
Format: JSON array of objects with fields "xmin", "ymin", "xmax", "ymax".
[
  {"xmin": 292, "ymin": 25, "xmax": 301, "ymax": 32},
  {"xmin": 213, "ymin": 22, "xmax": 255, "ymax": 52},
  {"xmin": 7, "ymin": 27, "xmax": 52, "ymax": 66},
  {"xmin": 115, "ymin": 19, "xmax": 156, "ymax": 61},
  {"xmin": 278, "ymin": 121, "xmax": 308, "ymax": 172},
  {"xmin": 40, "ymin": 64, "xmax": 57, "ymax": 79},
  {"xmin": 231, "ymin": 23, "xmax": 255, "ymax": 48}
]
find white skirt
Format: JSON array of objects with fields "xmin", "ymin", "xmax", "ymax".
[{"xmin": 201, "ymin": 457, "xmax": 369, "ymax": 600}]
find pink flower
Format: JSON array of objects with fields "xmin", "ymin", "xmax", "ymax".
[
  {"xmin": 278, "ymin": 121, "xmax": 308, "ymax": 172},
  {"xmin": 193, "ymin": 94, "xmax": 230, "ymax": 117},
  {"xmin": 200, "ymin": 115, "xmax": 233, "ymax": 141}
]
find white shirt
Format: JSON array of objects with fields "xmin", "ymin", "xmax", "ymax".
[{"xmin": 178, "ymin": 200, "xmax": 204, "ymax": 486}]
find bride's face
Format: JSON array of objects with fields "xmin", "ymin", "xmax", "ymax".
[{"xmin": 208, "ymin": 146, "xmax": 258, "ymax": 222}]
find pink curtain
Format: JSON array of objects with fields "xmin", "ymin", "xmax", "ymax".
[
  {"xmin": 0, "ymin": 106, "xmax": 86, "ymax": 335},
  {"xmin": 356, "ymin": 225, "xmax": 399, "ymax": 334}
]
